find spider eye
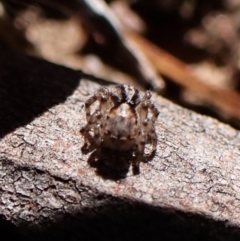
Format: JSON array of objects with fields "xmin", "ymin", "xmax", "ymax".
[{"xmin": 145, "ymin": 91, "xmax": 152, "ymax": 99}]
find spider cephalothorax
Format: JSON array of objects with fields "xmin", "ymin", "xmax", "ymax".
[{"xmin": 80, "ymin": 85, "xmax": 159, "ymax": 174}]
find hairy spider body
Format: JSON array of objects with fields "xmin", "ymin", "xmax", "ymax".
[
  {"xmin": 103, "ymin": 103, "xmax": 138, "ymax": 148},
  {"xmin": 80, "ymin": 85, "xmax": 159, "ymax": 174}
]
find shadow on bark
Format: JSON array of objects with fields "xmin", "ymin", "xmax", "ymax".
[
  {"xmin": 86, "ymin": 148, "xmax": 156, "ymax": 180},
  {"xmin": 86, "ymin": 148, "xmax": 132, "ymax": 180},
  {"xmin": 0, "ymin": 49, "xmax": 82, "ymax": 138},
  {"xmin": 2, "ymin": 198, "xmax": 240, "ymax": 241}
]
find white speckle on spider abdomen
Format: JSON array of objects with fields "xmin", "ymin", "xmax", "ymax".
[{"xmin": 105, "ymin": 103, "xmax": 138, "ymax": 140}]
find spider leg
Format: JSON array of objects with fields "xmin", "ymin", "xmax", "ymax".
[
  {"xmin": 117, "ymin": 85, "xmax": 128, "ymax": 102},
  {"xmin": 138, "ymin": 119, "xmax": 158, "ymax": 162},
  {"xmin": 146, "ymin": 124, "xmax": 158, "ymax": 161},
  {"xmin": 80, "ymin": 126, "xmax": 95, "ymax": 154},
  {"xmin": 85, "ymin": 96, "xmax": 98, "ymax": 122},
  {"xmin": 81, "ymin": 87, "xmax": 110, "ymax": 153},
  {"xmin": 138, "ymin": 90, "xmax": 151, "ymax": 122},
  {"xmin": 80, "ymin": 112, "xmax": 98, "ymax": 154},
  {"xmin": 112, "ymin": 85, "xmax": 128, "ymax": 103},
  {"xmin": 88, "ymin": 147, "xmax": 102, "ymax": 167},
  {"xmin": 129, "ymin": 87, "xmax": 140, "ymax": 107},
  {"xmin": 138, "ymin": 90, "xmax": 159, "ymax": 123},
  {"xmin": 147, "ymin": 102, "xmax": 159, "ymax": 123},
  {"xmin": 85, "ymin": 87, "xmax": 109, "ymax": 121},
  {"xmin": 131, "ymin": 129, "xmax": 147, "ymax": 175},
  {"xmin": 110, "ymin": 92, "xmax": 120, "ymax": 105},
  {"xmin": 135, "ymin": 91, "xmax": 159, "ymax": 164},
  {"xmin": 93, "ymin": 111, "xmax": 103, "ymax": 147}
]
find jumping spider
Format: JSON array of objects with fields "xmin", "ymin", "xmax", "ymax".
[{"xmin": 80, "ymin": 85, "xmax": 159, "ymax": 174}]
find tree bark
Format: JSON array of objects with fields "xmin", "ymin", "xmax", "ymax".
[{"xmin": 1, "ymin": 51, "xmax": 240, "ymax": 240}]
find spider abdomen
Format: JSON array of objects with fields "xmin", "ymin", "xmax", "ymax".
[{"xmin": 105, "ymin": 103, "xmax": 138, "ymax": 140}]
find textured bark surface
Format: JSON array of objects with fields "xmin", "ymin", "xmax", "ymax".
[{"xmin": 1, "ymin": 51, "xmax": 240, "ymax": 240}]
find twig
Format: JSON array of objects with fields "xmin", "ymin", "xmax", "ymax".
[{"xmin": 128, "ymin": 31, "xmax": 240, "ymax": 120}]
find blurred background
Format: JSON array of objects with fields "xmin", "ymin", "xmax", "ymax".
[{"xmin": 1, "ymin": 0, "xmax": 240, "ymax": 128}]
